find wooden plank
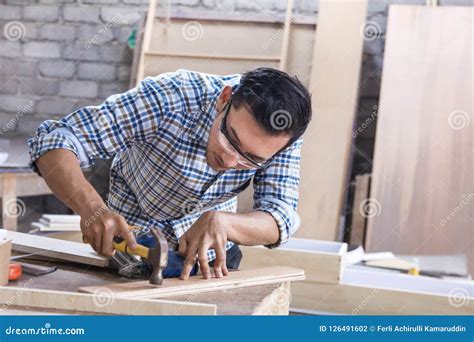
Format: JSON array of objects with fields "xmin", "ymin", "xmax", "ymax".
[
  {"xmin": 3, "ymin": 230, "xmax": 108, "ymax": 267},
  {"xmin": 239, "ymin": 238, "xmax": 347, "ymax": 284},
  {"xmin": 1, "ymin": 174, "xmax": 17, "ymax": 231},
  {"xmin": 350, "ymin": 174, "xmax": 371, "ymax": 246},
  {"xmin": 0, "ymin": 238, "xmax": 11, "ymax": 286},
  {"xmin": 365, "ymin": 6, "xmax": 474, "ymax": 275},
  {"xmin": 136, "ymin": 0, "xmax": 157, "ymax": 84},
  {"xmin": 296, "ymin": 0, "xmax": 368, "ymax": 241},
  {"xmin": 78, "ymin": 266, "xmax": 305, "ymax": 299},
  {"xmin": 290, "ymin": 267, "xmax": 474, "ymax": 315},
  {"xmin": 278, "ymin": 0, "xmax": 294, "ymax": 71},
  {"xmin": 0, "ymin": 286, "xmax": 216, "ymax": 315}
]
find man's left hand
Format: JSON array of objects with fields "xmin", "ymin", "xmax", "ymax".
[{"xmin": 179, "ymin": 211, "xmax": 229, "ymax": 280}]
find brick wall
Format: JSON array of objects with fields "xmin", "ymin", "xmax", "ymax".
[{"xmin": 0, "ymin": 0, "xmax": 471, "ymax": 172}]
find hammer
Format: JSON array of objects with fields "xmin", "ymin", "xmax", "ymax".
[{"xmin": 113, "ymin": 227, "xmax": 168, "ymax": 285}]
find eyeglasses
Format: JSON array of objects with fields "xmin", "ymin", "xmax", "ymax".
[{"xmin": 219, "ymin": 99, "xmax": 271, "ymax": 169}]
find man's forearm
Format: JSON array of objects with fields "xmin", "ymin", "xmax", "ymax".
[
  {"xmin": 35, "ymin": 149, "xmax": 106, "ymax": 216},
  {"xmin": 218, "ymin": 211, "xmax": 280, "ymax": 246}
]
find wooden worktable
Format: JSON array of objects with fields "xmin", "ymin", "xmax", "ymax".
[{"xmin": 5, "ymin": 260, "xmax": 292, "ymax": 315}]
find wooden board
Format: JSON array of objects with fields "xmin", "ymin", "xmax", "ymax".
[
  {"xmin": 78, "ymin": 266, "xmax": 305, "ymax": 299},
  {"xmin": 239, "ymin": 238, "xmax": 347, "ymax": 284},
  {"xmin": 3, "ymin": 230, "xmax": 108, "ymax": 267},
  {"xmin": 296, "ymin": 0, "xmax": 368, "ymax": 241},
  {"xmin": 350, "ymin": 174, "xmax": 371, "ymax": 246},
  {"xmin": 365, "ymin": 5, "xmax": 474, "ymax": 275},
  {"xmin": 290, "ymin": 267, "xmax": 474, "ymax": 315},
  {"xmin": 0, "ymin": 286, "xmax": 216, "ymax": 315}
]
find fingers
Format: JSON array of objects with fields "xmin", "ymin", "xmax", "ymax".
[
  {"xmin": 198, "ymin": 245, "xmax": 211, "ymax": 279},
  {"xmin": 102, "ymin": 223, "xmax": 117, "ymax": 257},
  {"xmin": 213, "ymin": 245, "xmax": 228, "ymax": 278},
  {"xmin": 118, "ymin": 222, "xmax": 138, "ymax": 250},
  {"xmin": 180, "ymin": 242, "xmax": 198, "ymax": 280}
]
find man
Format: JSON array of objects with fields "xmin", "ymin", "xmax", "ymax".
[{"xmin": 28, "ymin": 67, "xmax": 312, "ymax": 280}]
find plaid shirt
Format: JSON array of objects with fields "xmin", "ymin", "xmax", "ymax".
[{"xmin": 28, "ymin": 69, "xmax": 302, "ymax": 261}]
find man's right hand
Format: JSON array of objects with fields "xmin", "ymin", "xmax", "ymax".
[{"xmin": 80, "ymin": 206, "xmax": 138, "ymax": 257}]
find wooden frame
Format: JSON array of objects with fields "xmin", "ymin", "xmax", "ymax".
[
  {"xmin": 0, "ymin": 286, "xmax": 216, "ymax": 315},
  {"xmin": 135, "ymin": 0, "xmax": 316, "ymax": 86},
  {"xmin": 239, "ymin": 239, "xmax": 347, "ymax": 284}
]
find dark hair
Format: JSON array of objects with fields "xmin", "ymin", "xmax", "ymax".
[{"xmin": 233, "ymin": 67, "xmax": 312, "ymax": 144}]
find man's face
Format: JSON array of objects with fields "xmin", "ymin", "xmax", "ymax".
[{"xmin": 206, "ymin": 86, "xmax": 291, "ymax": 171}]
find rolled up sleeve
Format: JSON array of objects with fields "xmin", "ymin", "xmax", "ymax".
[
  {"xmin": 253, "ymin": 137, "xmax": 302, "ymax": 248},
  {"xmin": 28, "ymin": 76, "xmax": 169, "ymax": 175}
]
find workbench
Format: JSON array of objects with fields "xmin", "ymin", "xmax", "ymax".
[
  {"xmin": 3, "ymin": 259, "xmax": 294, "ymax": 315},
  {"xmin": 0, "ymin": 137, "xmax": 52, "ymax": 231}
]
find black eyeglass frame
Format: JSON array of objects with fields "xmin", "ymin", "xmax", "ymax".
[{"xmin": 219, "ymin": 98, "xmax": 300, "ymax": 169}]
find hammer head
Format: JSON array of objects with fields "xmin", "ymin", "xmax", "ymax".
[{"xmin": 147, "ymin": 228, "xmax": 169, "ymax": 285}]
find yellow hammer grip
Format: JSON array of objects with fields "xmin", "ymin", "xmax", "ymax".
[{"xmin": 113, "ymin": 239, "xmax": 149, "ymax": 259}]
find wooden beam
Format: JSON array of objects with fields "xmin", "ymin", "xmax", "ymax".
[
  {"xmin": 0, "ymin": 286, "xmax": 216, "ymax": 315},
  {"xmin": 297, "ymin": 0, "xmax": 368, "ymax": 241},
  {"xmin": 279, "ymin": 0, "xmax": 294, "ymax": 71},
  {"xmin": 78, "ymin": 266, "xmax": 305, "ymax": 299},
  {"xmin": 3, "ymin": 230, "xmax": 108, "ymax": 267},
  {"xmin": 144, "ymin": 51, "xmax": 280, "ymax": 61}
]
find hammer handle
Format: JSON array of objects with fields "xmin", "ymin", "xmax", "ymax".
[{"xmin": 113, "ymin": 238, "xmax": 149, "ymax": 259}]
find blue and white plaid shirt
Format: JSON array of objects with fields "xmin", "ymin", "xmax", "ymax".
[{"xmin": 28, "ymin": 69, "xmax": 302, "ymax": 261}]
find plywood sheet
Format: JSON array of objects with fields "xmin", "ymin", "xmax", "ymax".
[
  {"xmin": 296, "ymin": 0, "xmax": 368, "ymax": 241},
  {"xmin": 78, "ymin": 266, "xmax": 305, "ymax": 299},
  {"xmin": 365, "ymin": 5, "xmax": 474, "ymax": 275},
  {"xmin": 4, "ymin": 230, "xmax": 107, "ymax": 267}
]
